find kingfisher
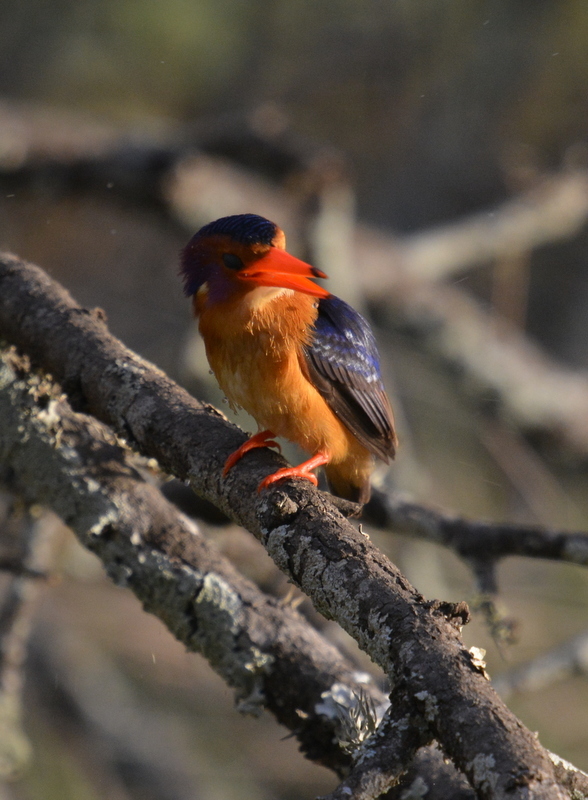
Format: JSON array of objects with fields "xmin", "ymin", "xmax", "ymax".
[{"xmin": 181, "ymin": 213, "xmax": 397, "ymax": 503}]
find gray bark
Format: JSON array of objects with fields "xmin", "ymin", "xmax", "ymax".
[{"xmin": 0, "ymin": 254, "xmax": 582, "ymax": 799}]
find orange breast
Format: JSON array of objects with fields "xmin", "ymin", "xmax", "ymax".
[{"xmin": 197, "ymin": 287, "xmax": 365, "ymax": 465}]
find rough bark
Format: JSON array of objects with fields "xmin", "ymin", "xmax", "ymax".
[
  {"xmin": 0, "ymin": 253, "xmax": 577, "ymax": 798},
  {"xmin": 0, "ymin": 346, "xmax": 385, "ymax": 775},
  {"xmin": 1, "ymin": 345, "xmax": 514, "ymax": 800},
  {"xmin": 321, "ymin": 691, "xmax": 431, "ymax": 800}
]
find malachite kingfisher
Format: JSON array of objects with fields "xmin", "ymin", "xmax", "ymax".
[{"xmin": 181, "ymin": 213, "xmax": 397, "ymax": 504}]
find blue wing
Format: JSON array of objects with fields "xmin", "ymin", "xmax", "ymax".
[{"xmin": 302, "ymin": 295, "xmax": 396, "ymax": 461}]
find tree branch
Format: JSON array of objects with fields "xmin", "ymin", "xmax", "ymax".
[
  {"xmin": 381, "ymin": 171, "xmax": 588, "ymax": 283},
  {"xmin": 494, "ymin": 629, "xmax": 588, "ymax": 701},
  {"xmin": 0, "ymin": 345, "xmax": 389, "ymax": 776},
  {"xmin": 0, "ymin": 344, "xmax": 490, "ymax": 799},
  {"xmin": 0, "ymin": 254, "xmax": 578, "ymax": 798},
  {"xmin": 363, "ymin": 488, "xmax": 588, "ymax": 568}
]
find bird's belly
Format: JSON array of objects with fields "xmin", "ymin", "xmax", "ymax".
[
  {"xmin": 199, "ymin": 294, "xmax": 368, "ymax": 466},
  {"xmin": 207, "ymin": 337, "xmax": 347, "ymax": 458},
  {"xmin": 211, "ymin": 340, "xmax": 296, "ymax": 422},
  {"xmin": 216, "ymin": 358, "xmax": 267, "ymax": 414}
]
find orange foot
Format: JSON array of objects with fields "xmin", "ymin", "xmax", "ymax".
[
  {"xmin": 223, "ymin": 430, "xmax": 281, "ymax": 476},
  {"xmin": 258, "ymin": 451, "xmax": 330, "ymax": 493}
]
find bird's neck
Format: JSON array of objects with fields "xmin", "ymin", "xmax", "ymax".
[
  {"xmin": 196, "ymin": 285, "xmax": 318, "ymax": 347},
  {"xmin": 238, "ymin": 285, "xmax": 297, "ymax": 312}
]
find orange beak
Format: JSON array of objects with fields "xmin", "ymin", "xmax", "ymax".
[{"xmin": 240, "ymin": 248, "xmax": 329, "ymax": 298}]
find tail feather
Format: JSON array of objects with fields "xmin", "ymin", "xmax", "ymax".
[{"xmin": 325, "ymin": 465, "xmax": 371, "ymax": 504}]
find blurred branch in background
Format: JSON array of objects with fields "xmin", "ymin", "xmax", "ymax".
[
  {"xmin": 370, "ymin": 275, "xmax": 588, "ymax": 460},
  {"xmin": 494, "ymin": 629, "xmax": 588, "ymax": 702},
  {"xmin": 0, "ymin": 498, "xmax": 58, "ymax": 783},
  {"xmin": 372, "ymin": 170, "xmax": 588, "ymax": 284},
  {"xmin": 29, "ymin": 619, "xmax": 237, "ymax": 800}
]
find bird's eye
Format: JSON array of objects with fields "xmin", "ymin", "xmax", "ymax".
[{"xmin": 222, "ymin": 253, "xmax": 245, "ymax": 271}]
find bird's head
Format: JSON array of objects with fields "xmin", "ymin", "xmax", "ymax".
[{"xmin": 181, "ymin": 214, "xmax": 329, "ymax": 303}]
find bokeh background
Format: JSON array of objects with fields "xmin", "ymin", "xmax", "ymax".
[{"xmin": 1, "ymin": 1, "xmax": 588, "ymax": 798}]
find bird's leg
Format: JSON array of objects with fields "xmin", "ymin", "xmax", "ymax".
[
  {"xmin": 257, "ymin": 451, "xmax": 330, "ymax": 493},
  {"xmin": 223, "ymin": 430, "xmax": 281, "ymax": 476}
]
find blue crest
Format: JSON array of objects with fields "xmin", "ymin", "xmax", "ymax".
[
  {"xmin": 181, "ymin": 214, "xmax": 279, "ymax": 297},
  {"xmin": 195, "ymin": 214, "xmax": 277, "ymax": 246}
]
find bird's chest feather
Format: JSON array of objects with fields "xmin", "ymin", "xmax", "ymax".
[{"xmin": 197, "ymin": 288, "xmax": 317, "ymax": 417}]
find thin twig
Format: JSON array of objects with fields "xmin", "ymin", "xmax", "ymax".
[{"xmin": 363, "ymin": 488, "xmax": 588, "ymax": 567}]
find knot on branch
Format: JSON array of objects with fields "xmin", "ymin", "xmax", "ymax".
[
  {"xmin": 329, "ymin": 495, "xmax": 363, "ymax": 518},
  {"xmin": 90, "ymin": 306, "xmax": 107, "ymax": 323},
  {"xmin": 423, "ymin": 599, "xmax": 471, "ymax": 629},
  {"xmin": 504, "ymin": 767, "xmax": 547, "ymax": 792},
  {"xmin": 258, "ymin": 489, "xmax": 301, "ymax": 531}
]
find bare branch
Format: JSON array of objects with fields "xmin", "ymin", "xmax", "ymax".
[
  {"xmin": 363, "ymin": 488, "xmax": 588, "ymax": 568},
  {"xmin": 0, "ymin": 346, "xmax": 387, "ymax": 776},
  {"xmin": 0, "ymin": 254, "xmax": 576, "ymax": 798},
  {"xmin": 387, "ymin": 171, "xmax": 588, "ymax": 282},
  {"xmin": 0, "ymin": 345, "xmax": 487, "ymax": 798}
]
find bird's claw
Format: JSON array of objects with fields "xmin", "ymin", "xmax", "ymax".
[
  {"xmin": 223, "ymin": 430, "xmax": 280, "ymax": 476},
  {"xmin": 257, "ymin": 451, "xmax": 329, "ymax": 493},
  {"xmin": 257, "ymin": 467, "xmax": 319, "ymax": 493}
]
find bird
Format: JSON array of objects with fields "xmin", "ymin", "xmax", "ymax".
[{"xmin": 181, "ymin": 213, "xmax": 397, "ymax": 503}]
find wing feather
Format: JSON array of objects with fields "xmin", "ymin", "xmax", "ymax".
[{"xmin": 302, "ymin": 296, "xmax": 397, "ymax": 461}]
